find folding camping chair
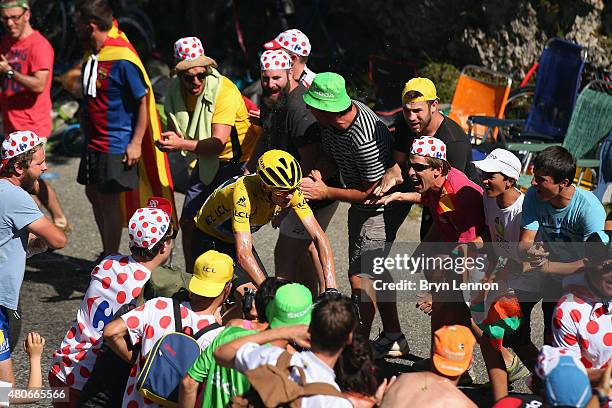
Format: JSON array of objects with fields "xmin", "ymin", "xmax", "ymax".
[
  {"xmin": 506, "ymin": 80, "xmax": 612, "ymax": 191},
  {"xmin": 470, "ymin": 38, "xmax": 587, "ymax": 145},
  {"xmin": 445, "ymin": 65, "xmax": 512, "ymax": 144}
]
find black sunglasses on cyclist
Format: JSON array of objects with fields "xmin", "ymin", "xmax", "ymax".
[
  {"xmin": 181, "ymin": 72, "xmax": 206, "ymax": 82},
  {"xmin": 410, "ymin": 163, "xmax": 432, "ymax": 172}
]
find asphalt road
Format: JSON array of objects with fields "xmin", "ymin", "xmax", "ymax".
[{"xmin": 12, "ymin": 154, "xmax": 543, "ymax": 407}]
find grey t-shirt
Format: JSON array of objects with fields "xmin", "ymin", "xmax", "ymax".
[{"xmin": 0, "ymin": 179, "xmax": 43, "ymax": 309}]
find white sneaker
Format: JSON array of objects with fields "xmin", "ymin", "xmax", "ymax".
[{"xmin": 371, "ymin": 332, "xmax": 410, "ymax": 359}]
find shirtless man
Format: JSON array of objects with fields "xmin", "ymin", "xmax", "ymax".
[{"xmin": 380, "ymin": 325, "xmax": 477, "ymax": 408}]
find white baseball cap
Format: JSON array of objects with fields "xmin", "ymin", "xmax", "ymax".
[{"xmin": 473, "ymin": 149, "xmax": 521, "ymax": 179}]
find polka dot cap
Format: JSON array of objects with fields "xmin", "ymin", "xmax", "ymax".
[
  {"xmin": 174, "ymin": 37, "xmax": 205, "ymax": 61},
  {"xmin": 260, "ymin": 50, "xmax": 292, "ymax": 71},
  {"xmin": 263, "ymin": 29, "xmax": 311, "ymax": 57},
  {"xmin": 535, "ymin": 345, "xmax": 584, "ymax": 380},
  {"xmin": 410, "ymin": 136, "xmax": 447, "ymax": 161},
  {"xmin": 128, "ymin": 207, "xmax": 170, "ymax": 250},
  {"xmin": 0, "ymin": 130, "xmax": 42, "ymax": 170}
]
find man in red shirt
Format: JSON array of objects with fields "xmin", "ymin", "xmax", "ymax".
[
  {"xmin": 380, "ymin": 136, "xmax": 485, "ymax": 330},
  {"xmin": 0, "ymin": 0, "xmax": 69, "ymax": 231}
]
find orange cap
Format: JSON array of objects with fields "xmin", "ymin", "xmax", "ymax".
[{"xmin": 432, "ymin": 325, "xmax": 476, "ymax": 376}]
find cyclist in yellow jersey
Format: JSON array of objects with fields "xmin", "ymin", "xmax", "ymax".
[{"xmin": 193, "ymin": 150, "xmax": 337, "ymax": 293}]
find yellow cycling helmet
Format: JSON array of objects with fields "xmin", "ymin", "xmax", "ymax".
[{"xmin": 257, "ymin": 150, "xmax": 302, "ymax": 190}]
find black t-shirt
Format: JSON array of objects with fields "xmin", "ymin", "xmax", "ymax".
[
  {"xmin": 393, "ymin": 114, "xmax": 478, "ymax": 182},
  {"xmin": 260, "ymin": 83, "xmax": 320, "ymax": 161},
  {"xmin": 260, "ymin": 83, "xmax": 338, "ymax": 209}
]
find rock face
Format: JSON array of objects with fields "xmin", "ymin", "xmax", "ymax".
[{"xmin": 347, "ymin": 0, "xmax": 611, "ymax": 78}]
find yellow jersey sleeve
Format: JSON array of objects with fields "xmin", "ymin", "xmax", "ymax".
[
  {"xmin": 212, "ymin": 77, "xmax": 243, "ymax": 126},
  {"xmin": 290, "ymin": 188, "xmax": 314, "ymax": 220},
  {"xmin": 231, "ymin": 178, "xmax": 253, "ymax": 234}
]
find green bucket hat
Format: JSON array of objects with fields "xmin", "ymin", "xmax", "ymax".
[
  {"xmin": 266, "ymin": 283, "xmax": 313, "ymax": 328},
  {"xmin": 303, "ymin": 72, "xmax": 351, "ymax": 113}
]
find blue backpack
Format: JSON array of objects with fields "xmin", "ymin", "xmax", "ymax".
[{"xmin": 136, "ymin": 299, "xmax": 220, "ymax": 407}]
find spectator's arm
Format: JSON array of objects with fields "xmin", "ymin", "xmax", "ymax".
[
  {"xmin": 103, "ymin": 319, "xmax": 137, "ymax": 364},
  {"xmin": 12, "ymin": 69, "xmax": 49, "ymax": 94},
  {"xmin": 373, "ymin": 150, "xmax": 408, "ymax": 197},
  {"xmin": 124, "ymin": 95, "xmax": 147, "ymax": 167},
  {"xmin": 7, "ymin": 332, "xmax": 45, "ymax": 404},
  {"xmin": 214, "ymin": 325, "xmax": 309, "ymax": 368},
  {"xmin": 194, "ymin": 123, "xmax": 231, "ymax": 156},
  {"xmin": 178, "ymin": 374, "xmax": 200, "ymax": 408},
  {"xmin": 301, "ymin": 173, "xmax": 378, "ymax": 204},
  {"xmin": 158, "ymin": 123, "xmax": 230, "ymax": 157},
  {"xmin": 26, "ymin": 216, "xmax": 66, "ymax": 249},
  {"xmin": 541, "ymin": 259, "xmax": 586, "ymax": 276},
  {"xmin": 518, "ymin": 228, "xmax": 538, "ymax": 259}
]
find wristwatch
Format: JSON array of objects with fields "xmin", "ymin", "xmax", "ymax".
[{"xmin": 6, "ymin": 69, "xmax": 14, "ymax": 79}]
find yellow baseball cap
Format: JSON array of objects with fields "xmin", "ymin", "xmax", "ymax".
[
  {"xmin": 189, "ymin": 250, "xmax": 234, "ymax": 297},
  {"xmin": 402, "ymin": 77, "xmax": 438, "ymax": 103}
]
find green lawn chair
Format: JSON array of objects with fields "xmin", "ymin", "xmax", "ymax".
[{"xmin": 506, "ymin": 80, "xmax": 612, "ymax": 190}]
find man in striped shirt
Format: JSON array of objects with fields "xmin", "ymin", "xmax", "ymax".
[{"xmin": 300, "ymin": 72, "xmax": 411, "ymax": 358}]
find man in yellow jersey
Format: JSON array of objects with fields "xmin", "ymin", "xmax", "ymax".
[
  {"xmin": 193, "ymin": 150, "xmax": 337, "ymax": 294},
  {"xmin": 156, "ymin": 37, "xmax": 260, "ymax": 274}
]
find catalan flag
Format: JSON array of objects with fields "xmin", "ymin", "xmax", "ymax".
[{"xmin": 94, "ymin": 22, "xmax": 177, "ymax": 228}]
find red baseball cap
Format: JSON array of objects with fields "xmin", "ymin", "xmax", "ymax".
[
  {"xmin": 147, "ymin": 196, "xmax": 173, "ymax": 218},
  {"xmin": 263, "ymin": 29, "xmax": 311, "ymax": 57}
]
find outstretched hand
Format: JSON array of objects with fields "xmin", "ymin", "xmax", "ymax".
[
  {"xmin": 23, "ymin": 332, "xmax": 45, "ymax": 358},
  {"xmin": 372, "ymin": 164, "xmax": 403, "ymax": 197},
  {"xmin": 300, "ymin": 170, "xmax": 329, "ymax": 201},
  {"xmin": 156, "ymin": 131, "xmax": 185, "ymax": 152}
]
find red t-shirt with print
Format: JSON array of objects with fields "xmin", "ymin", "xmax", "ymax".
[
  {"xmin": 0, "ymin": 30, "xmax": 53, "ymax": 137},
  {"xmin": 421, "ymin": 167, "xmax": 485, "ymax": 243}
]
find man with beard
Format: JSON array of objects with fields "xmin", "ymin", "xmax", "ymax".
[
  {"xmin": 245, "ymin": 50, "xmax": 338, "ymax": 295},
  {"xmin": 0, "ymin": 130, "xmax": 66, "ymax": 385},
  {"xmin": 372, "ymin": 78, "xmax": 477, "ymax": 238},
  {"xmin": 0, "ymin": 0, "xmax": 70, "ymax": 233},
  {"xmin": 263, "ymin": 29, "xmax": 316, "ymax": 88},
  {"xmin": 156, "ymin": 37, "xmax": 260, "ymax": 274}
]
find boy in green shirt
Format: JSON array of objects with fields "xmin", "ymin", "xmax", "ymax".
[
  {"xmin": 181, "ymin": 326, "xmax": 256, "ymax": 408},
  {"xmin": 178, "ymin": 278, "xmax": 303, "ymax": 408}
]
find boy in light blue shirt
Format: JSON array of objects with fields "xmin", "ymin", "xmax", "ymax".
[{"xmin": 518, "ymin": 146, "xmax": 607, "ymax": 344}]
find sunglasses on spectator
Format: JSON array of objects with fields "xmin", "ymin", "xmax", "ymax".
[
  {"xmin": 181, "ymin": 72, "xmax": 206, "ymax": 82},
  {"xmin": 410, "ymin": 163, "xmax": 432, "ymax": 172}
]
